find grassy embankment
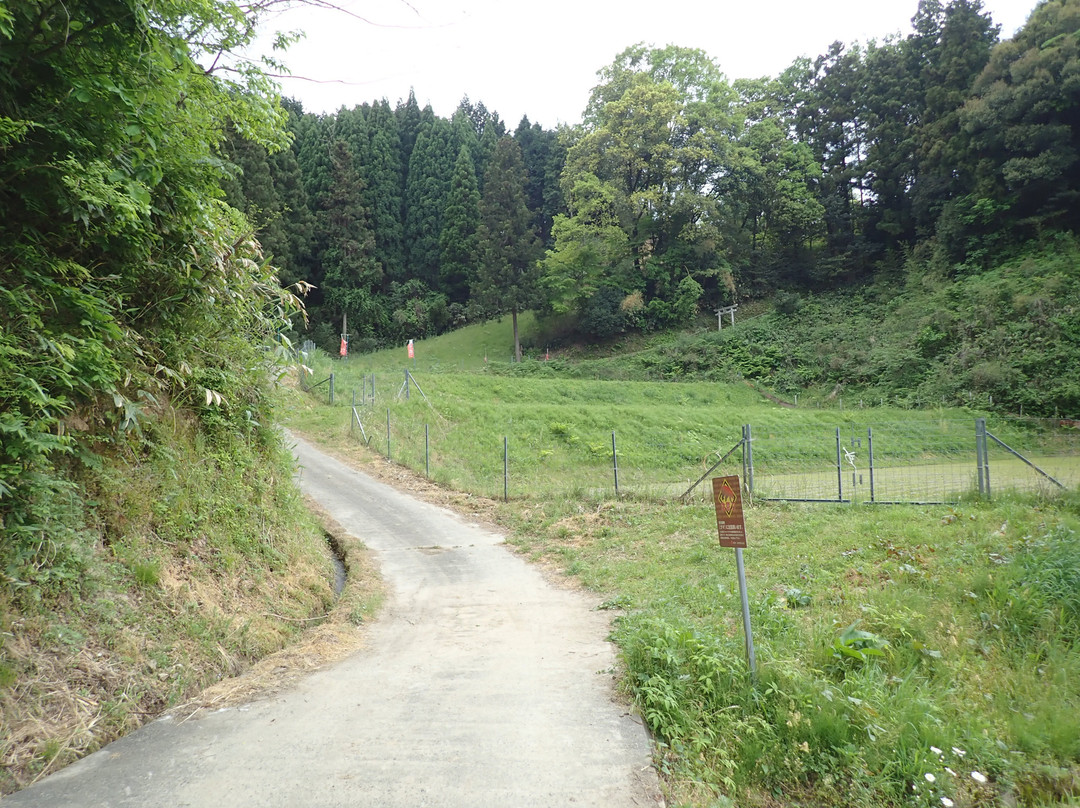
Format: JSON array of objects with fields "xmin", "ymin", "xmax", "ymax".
[
  {"xmin": 287, "ymin": 311, "xmax": 1080, "ymax": 808},
  {"xmin": 0, "ymin": 395, "xmax": 382, "ymax": 796}
]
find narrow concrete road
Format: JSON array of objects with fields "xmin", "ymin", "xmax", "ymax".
[{"xmin": 5, "ymin": 434, "xmax": 662, "ymax": 807}]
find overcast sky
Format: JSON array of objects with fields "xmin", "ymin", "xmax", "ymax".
[{"xmin": 253, "ymin": 0, "xmax": 1041, "ymax": 128}]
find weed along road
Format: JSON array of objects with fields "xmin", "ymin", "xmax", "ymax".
[{"xmin": 6, "ymin": 434, "xmax": 662, "ymax": 808}]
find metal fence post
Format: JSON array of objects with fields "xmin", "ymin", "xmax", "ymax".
[
  {"xmin": 976, "ymin": 417, "xmax": 985, "ymax": 497},
  {"xmin": 743, "ymin": 424, "xmax": 755, "ymax": 496},
  {"xmin": 503, "ymin": 436, "xmax": 509, "ymax": 502},
  {"xmin": 741, "ymin": 425, "xmax": 747, "ymax": 484},
  {"xmin": 386, "ymin": 408, "xmax": 391, "ymax": 459},
  {"xmin": 612, "ymin": 431, "xmax": 619, "ymax": 496},
  {"xmin": 867, "ymin": 427, "xmax": 876, "ymax": 503},
  {"xmin": 404, "ymin": 368, "xmax": 410, "ymax": 401},
  {"xmin": 835, "ymin": 427, "xmax": 843, "ymax": 502},
  {"xmin": 976, "ymin": 417, "xmax": 990, "ymax": 498},
  {"xmin": 329, "ymin": 373, "xmax": 335, "ymax": 405},
  {"xmin": 425, "ymin": 423, "xmax": 430, "ymax": 477}
]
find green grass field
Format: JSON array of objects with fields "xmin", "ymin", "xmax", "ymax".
[
  {"xmin": 285, "ymin": 325, "xmax": 1080, "ymax": 808},
  {"xmin": 296, "ymin": 345, "xmax": 1079, "ymax": 505}
]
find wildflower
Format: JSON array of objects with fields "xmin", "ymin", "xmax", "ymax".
[
  {"xmin": 945, "ymin": 767, "xmax": 957, "ymax": 776},
  {"xmin": 930, "ymin": 746, "xmax": 943, "ymax": 756},
  {"xmin": 925, "ymin": 773, "xmax": 937, "ymax": 783},
  {"xmin": 952, "ymin": 747, "xmax": 966, "ymax": 758},
  {"xmin": 971, "ymin": 771, "xmax": 988, "ymax": 783},
  {"xmin": 941, "ymin": 799, "xmax": 954, "ymax": 807}
]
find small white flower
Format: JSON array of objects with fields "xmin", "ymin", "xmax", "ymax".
[
  {"xmin": 971, "ymin": 771, "xmax": 988, "ymax": 783},
  {"xmin": 930, "ymin": 746, "xmax": 943, "ymax": 756},
  {"xmin": 952, "ymin": 747, "xmax": 966, "ymax": 757},
  {"xmin": 925, "ymin": 773, "xmax": 937, "ymax": 783},
  {"xmin": 945, "ymin": 767, "xmax": 957, "ymax": 776},
  {"xmin": 942, "ymin": 798, "xmax": 955, "ymax": 807}
]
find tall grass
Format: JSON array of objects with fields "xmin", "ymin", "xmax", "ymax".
[{"xmin": 502, "ymin": 493, "xmax": 1080, "ymax": 807}]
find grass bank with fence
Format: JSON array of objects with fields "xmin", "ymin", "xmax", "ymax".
[
  {"xmin": 284, "ymin": 352, "xmax": 1080, "ymax": 808},
  {"xmin": 295, "ymin": 349, "xmax": 1079, "ymax": 506}
]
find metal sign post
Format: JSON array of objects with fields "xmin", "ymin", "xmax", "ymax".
[{"xmin": 712, "ymin": 476, "xmax": 756, "ymax": 676}]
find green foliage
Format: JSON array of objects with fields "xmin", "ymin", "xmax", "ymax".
[
  {"xmin": 318, "ymin": 139, "xmax": 384, "ymax": 339},
  {"xmin": 975, "ymin": 524, "xmax": 1080, "ymax": 645},
  {"xmin": 831, "ymin": 622, "xmax": 890, "ymax": 664},
  {"xmin": 404, "ymin": 116, "xmax": 455, "ymax": 288},
  {"xmin": 223, "ymin": 2, "xmax": 1080, "ymax": 359},
  {"xmin": 1, "ymin": 475, "xmax": 90, "ymax": 603},
  {"xmin": 549, "ymin": 45, "xmax": 733, "ymax": 326},
  {"xmin": 514, "ymin": 116, "xmax": 566, "ymax": 246},
  {"xmin": 580, "ymin": 286, "xmax": 628, "ymax": 338},
  {"xmin": 131, "ymin": 558, "xmax": 162, "ymax": 588},
  {"xmin": 439, "ymin": 146, "xmax": 481, "ymax": 305},
  {"xmin": 545, "ymin": 236, "xmax": 1080, "ymax": 415},
  {"xmin": 0, "ymin": 0, "xmax": 303, "ymax": 603},
  {"xmin": 474, "ymin": 137, "xmax": 543, "ymax": 361},
  {"xmin": 956, "ymin": 0, "xmax": 1080, "ymax": 247}
]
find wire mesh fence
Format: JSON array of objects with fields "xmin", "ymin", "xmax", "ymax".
[
  {"xmin": 311, "ymin": 368, "xmax": 1080, "ymax": 505},
  {"xmin": 747, "ymin": 418, "xmax": 1080, "ymax": 504},
  {"xmin": 983, "ymin": 418, "xmax": 1080, "ymax": 498}
]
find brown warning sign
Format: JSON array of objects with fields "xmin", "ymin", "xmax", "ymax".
[{"xmin": 712, "ymin": 476, "xmax": 747, "ymax": 548}]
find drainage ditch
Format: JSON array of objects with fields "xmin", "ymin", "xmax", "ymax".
[{"xmin": 325, "ymin": 532, "xmax": 347, "ymax": 596}]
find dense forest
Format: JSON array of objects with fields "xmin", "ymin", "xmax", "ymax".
[{"xmin": 226, "ymin": 0, "xmax": 1080, "ymax": 368}]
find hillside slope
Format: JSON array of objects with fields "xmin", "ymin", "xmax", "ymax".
[{"xmin": 499, "ymin": 237, "xmax": 1079, "ymax": 418}]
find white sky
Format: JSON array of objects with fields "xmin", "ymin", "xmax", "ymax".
[{"xmin": 254, "ymin": 0, "xmax": 1041, "ymax": 128}]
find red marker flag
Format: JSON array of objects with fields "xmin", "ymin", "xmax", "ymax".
[
  {"xmin": 407, "ymin": 339, "xmax": 414, "ymax": 359},
  {"xmin": 340, "ymin": 337, "xmax": 347, "ymax": 357}
]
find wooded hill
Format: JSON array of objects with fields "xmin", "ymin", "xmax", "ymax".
[{"xmin": 226, "ymin": 0, "xmax": 1080, "ymax": 407}]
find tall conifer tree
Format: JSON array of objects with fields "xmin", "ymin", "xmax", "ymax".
[
  {"xmin": 364, "ymin": 100, "xmax": 406, "ymax": 281},
  {"xmin": 474, "ymin": 137, "xmax": 541, "ymax": 362},
  {"xmin": 319, "ymin": 140, "xmax": 386, "ymax": 339},
  {"xmin": 267, "ymin": 142, "xmax": 316, "ymax": 288},
  {"xmin": 403, "ymin": 117, "xmax": 454, "ymax": 286},
  {"xmin": 439, "ymin": 147, "xmax": 481, "ymax": 305},
  {"xmin": 514, "ymin": 116, "xmax": 566, "ymax": 247}
]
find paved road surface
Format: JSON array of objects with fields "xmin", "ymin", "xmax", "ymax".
[{"xmin": 5, "ymin": 434, "xmax": 662, "ymax": 807}]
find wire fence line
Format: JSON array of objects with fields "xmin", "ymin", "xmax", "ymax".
[
  {"xmin": 302, "ymin": 365, "xmax": 1079, "ymax": 504},
  {"xmin": 338, "ymin": 399, "xmax": 1079, "ymax": 506},
  {"xmin": 746, "ymin": 418, "xmax": 1080, "ymax": 504}
]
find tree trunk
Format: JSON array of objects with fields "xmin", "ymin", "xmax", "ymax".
[{"xmin": 512, "ymin": 309, "xmax": 521, "ymax": 363}]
